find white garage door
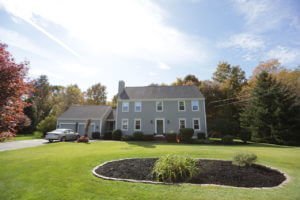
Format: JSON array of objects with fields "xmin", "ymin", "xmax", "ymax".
[
  {"xmin": 60, "ymin": 123, "xmax": 76, "ymax": 131},
  {"xmin": 78, "ymin": 124, "xmax": 95, "ymax": 137}
]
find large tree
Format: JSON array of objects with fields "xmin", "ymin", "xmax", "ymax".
[
  {"xmin": 0, "ymin": 43, "xmax": 32, "ymax": 140},
  {"xmin": 86, "ymin": 83, "xmax": 107, "ymax": 105},
  {"xmin": 65, "ymin": 84, "xmax": 84, "ymax": 108}
]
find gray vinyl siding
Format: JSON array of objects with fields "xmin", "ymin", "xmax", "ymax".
[{"xmin": 116, "ymin": 99, "xmax": 206, "ymax": 136}]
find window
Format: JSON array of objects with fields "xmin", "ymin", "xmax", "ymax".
[
  {"xmin": 193, "ymin": 118, "xmax": 200, "ymax": 130},
  {"xmin": 134, "ymin": 102, "xmax": 142, "ymax": 112},
  {"xmin": 191, "ymin": 100, "xmax": 199, "ymax": 111},
  {"xmin": 121, "ymin": 119, "xmax": 128, "ymax": 131},
  {"xmin": 122, "ymin": 102, "xmax": 129, "ymax": 112},
  {"xmin": 134, "ymin": 119, "xmax": 141, "ymax": 131},
  {"xmin": 156, "ymin": 101, "xmax": 163, "ymax": 112},
  {"xmin": 178, "ymin": 101, "xmax": 185, "ymax": 111},
  {"xmin": 179, "ymin": 119, "xmax": 186, "ymax": 129}
]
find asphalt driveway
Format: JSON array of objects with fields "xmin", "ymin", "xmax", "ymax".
[{"xmin": 0, "ymin": 139, "xmax": 48, "ymax": 152}]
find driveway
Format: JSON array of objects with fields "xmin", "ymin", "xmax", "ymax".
[{"xmin": 0, "ymin": 139, "xmax": 48, "ymax": 152}]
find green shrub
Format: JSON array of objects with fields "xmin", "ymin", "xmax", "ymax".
[
  {"xmin": 222, "ymin": 135, "xmax": 234, "ymax": 144},
  {"xmin": 239, "ymin": 130, "xmax": 251, "ymax": 144},
  {"xmin": 165, "ymin": 132, "xmax": 178, "ymax": 143},
  {"xmin": 152, "ymin": 155, "xmax": 199, "ymax": 182},
  {"xmin": 92, "ymin": 132, "xmax": 100, "ymax": 139},
  {"xmin": 143, "ymin": 134, "xmax": 154, "ymax": 141},
  {"xmin": 112, "ymin": 129, "xmax": 122, "ymax": 140},
  {"xmin": 103, "ymin": 131, "xmax": 112, "ymax": 140},
  {"xmin": 197, "ymin": 132, "xmax": 206, "ymax": 140},
  {"xmin": 179, "ymin": 128, "xmax": 194, "ymax": 142},
  {"xmin": 33, "ymin": 131, "xmax": 43, "ymax": 139},
  {"xmin": 232, "ymin": 152, "xmax": 257, "ymax": 167},
  {"xmin": 36, "ymin": 115, "xmax": 57, "ymax": 135},
  {"xmin": 122, "ymin": 135, "xmax": 133, "ymax": 141},
  {"xmin": 133, "ymin": 131, "xmax": 144, "ymax": 141}
]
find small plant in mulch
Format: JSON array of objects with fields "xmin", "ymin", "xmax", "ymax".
[
  {"xmin": 77, "ymin": 134, "xmax": 89, "ymax": 143},
  {"xmin": 112, "ymin": 129, "xmax": 122, "ymax": 140},
  {"xmin": 152, "ymin": 155, "xmax": 199, "ymax": 182},
  {"xmin": 132, "ymin": 131, "xmax": 144, "ymax": 141},
  {"xmin": 232, "ymin": 152, "xmax": 257, "ymax": 167}
]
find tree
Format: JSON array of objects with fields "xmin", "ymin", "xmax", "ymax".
[
  {"xmin": 86, "ymin": 83, "xmax": 107, "ymax": 105},
  {"xmin": 240, "ymin": 71, "xmax": 299, "ymax": 144},
  {"xmin": 0, "ymin": 43, "xmax": 32, "ymax": 139},
  {"xmin": 212, "ymin": 62, "xmax": 231, "ymax": 83},
  {"xmin": 172, "ymin": 74, "xmax": 200, "ymax": 86},
  {"xmin": 65, "ymin": 84, "xmax": 84, "ymax": 108}
]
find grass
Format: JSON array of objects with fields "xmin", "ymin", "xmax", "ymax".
[
  {"xmin": 11, "ymin": 134, "xmax": 36, "ymax": 141},
  {"xmin": 0, "ymin": 141, "xmax": 299, "ymax": 200}
]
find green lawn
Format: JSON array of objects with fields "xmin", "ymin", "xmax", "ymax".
[
  {"xmin": 0, "ymin": 141, "xmax": 299, "ymax": 200},
  {"xmin": 12, "ymin": 134, "xmax": 36, "ymax": 141}
]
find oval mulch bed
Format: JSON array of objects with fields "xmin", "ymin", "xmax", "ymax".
[{"xmin": 93, "ymin": 158, "xmax": 287, "ymax": 188}]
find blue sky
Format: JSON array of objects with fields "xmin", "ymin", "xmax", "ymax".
[{"xmin": 0, "ymin": 0, "xmax": 299, "ymax": 99}]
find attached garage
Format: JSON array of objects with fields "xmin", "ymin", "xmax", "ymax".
[{"xmin": 59, "ymin": 123, "xmax": 76, "ymax": 131}]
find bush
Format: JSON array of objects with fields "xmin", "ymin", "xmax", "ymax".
[
  {"xmin": 103, "ymin": 131, "xmax": 112, "ymax": 140},
  {"xmin": 92, "ymin": 132, "xmax": 100, "ymax": 139},
  {"xmin": 232, "ymin": 152, "xmax": 257, "ymax": 167},
  {"xmin": 36, "ymin": 115, "xmax": 57, "ymax": 135},
  {"xmin": 122, "ymin": 135, "xmax": 134, "ymax": 141},
  {"xmin": 33, "ymin": 131, "xmax": 43, "ymax": 139},
  {"xmin": 133, "ymin": 131, "xmax": 144, "ymax": 141},
  {"xmin": 165, "ymin": 132, "xmax": 178, "ymax": 143},
  {"xmin": 197, "ymin": 132, "xmax": 206, "ymax": 140},
  {"xmin": 112, "ymin": 129, "xmax": 122, "ymax": 140},
  {"xmin": 143, "ymin": 134, "xmax": 154, "ymax": 141},
  {"xmin": 239, "ymin": 130, "xmax": 251, "ymax": 144},
  {"xmin": 152, "ymin": 155, "xmax": 199, "ymax": 182},
  {"xmin": 77, "ymin": 135, "xmax": 89, "ymax": 143},
  {"xmin": 179, "ymin": 128, "xmax": 194, "ymax": 142},
  {"xmin": 222, "ymin": 135, "xmax": 234, "ymax": 144}
]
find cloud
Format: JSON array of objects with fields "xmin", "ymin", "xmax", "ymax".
[
  {"xmin": 158, "ymin": 62, "xmax": 171, "ymax": 70},
  {"xmin": 266, "ymin": 46, "xmax": 300, "ymax": 65},
  {"xmin": 218, "ymin": 33, "xmax": 265, "ymax": 51}
]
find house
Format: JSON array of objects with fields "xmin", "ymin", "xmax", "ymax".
[
  {"xmin": 116, "ymin": 81, "xmax": 207, "ymax": 137},
  {"xmin": 57, "ymin": 80, "xmax": 207, "ymax": 138}
]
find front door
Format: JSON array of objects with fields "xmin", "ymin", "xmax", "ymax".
[{"xmin": 156, "ymin": 119, "xmax": 164, "ymax": 134}]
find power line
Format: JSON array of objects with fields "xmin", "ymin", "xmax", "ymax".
[{"xmin": 208, "ymin": 94, "xmax": 250, "ymax": 105}]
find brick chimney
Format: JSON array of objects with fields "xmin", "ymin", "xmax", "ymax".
[{"xmin": 118, "ymin": 80, "xmax": 125, "ymax": 95}]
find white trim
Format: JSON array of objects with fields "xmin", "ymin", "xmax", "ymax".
[
  {"xmin": 115, "ymin": 102, "xmax": 119, "ymax": 130},
  {"xmin": 178, "ymin": 118, "xmax": 186, "ymax": 129},
  {"xmin": 154, "ymin": 118, "xmax": 165, "ymax": 134},
  {"xmin": 134, "ymin": 118, "xmax": 142, "ymax": 131},
  {"xmin": 134, "ymin": 102, "xmax": 142, "ymax": 112},
  {"xmin": 58, "ymin": 118, "xmax": 101, "ymax": 120},
  {"xmin": 118, "ymin": 98, "xmax": 205, "ymax": 102},
  {"xmin": 99, "ymin": 120, "xmax": 102, "ymax": 133},
  {"xmin": 203, "ymin": 99, "xmax": 207, "ymax": 136},
  {"xmin": 122, "ymin": 102, "xmax": 129, "ymax": 112},
  {"xmin": 192, "ymin": 118, "xmax": 201, "ymax": 131},
  {"xmin": 121, "ymin": 119, "xmax": 129, "ymax": 131},
  {"xmin": 178, "ymin": 100, "xmax": 186, "ymax": 112},
  {"xmin": 156, "ymin": 101, "xmax": 163, "ymax": 112},
  {"xmin": 191, "ymin": 100, "xmax": 199, "ymax": 111}
]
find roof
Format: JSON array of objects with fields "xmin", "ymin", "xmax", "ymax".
[
  {"xmin": 107, "ymin": 109, "xmax": 116, "ymax": 120},
  {"xmin": 58, "ymin": 105, "xmax": 111, "ymax": 119},
  {"xmin": 119, "ymin": 85, "xmax": 204, "ymax": 100}
]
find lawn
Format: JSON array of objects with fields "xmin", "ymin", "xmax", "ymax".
[
  {"xmin": 0, "ymin": 141, "xmax": 299, "ymax": 200},
  {"xmin": 12, "ymin": 134, "xmax": 36, "ymax": 141}
]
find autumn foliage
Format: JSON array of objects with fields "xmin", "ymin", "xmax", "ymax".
[{"xmin": 0, "ymin": 43, "xmax": 32, "ymax": 141}]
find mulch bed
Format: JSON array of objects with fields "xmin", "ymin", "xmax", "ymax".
[{"xmin": 94, "ymin": 158, "xmax": 286, "ymax": 188}]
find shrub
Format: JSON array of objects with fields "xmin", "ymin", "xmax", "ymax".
[
  {"xmin": 222, "ymin": 135, "xmax": 234, "ymax": 144},
  {"xmin": 77, "ymin": 135, "xmax": 89, "ymax": 143},
  {"xmin": 33, "ymin": 131, "xmax": 43, "ymax": 139},
  {"xmin": 143, "ymin": 134, "xmax": 154, "ymax": 141},
  {"xmin": 36, "ymin": 115, "xmax": 57, "ymax": 135},
  {"xmin": 239, "ymin": 130, "xmax": 251, "ymax": 144},
  {"xmin": 179, "ymin": 128, "xmax": 194, "ymax": 142},
  {"xmin": 92, "ymin": 132, "xmax": 100, "ymax": 139},
  {"xmin": 112, "ymin": 129, "xmax": 122, "ymax": 140},
  {"xmin": 103, "ymin": 131, "xmax": 112, "ymax": 140},
  {"xmin": 152, "ymin": 155, "xmax": 199, "ymax": 182},
  {"xmin": 122, "ymin": 135, "xmax": 134, "ymax": 141},
  {"xmin": 133, "ymin": 131, "xmax": 144, "ymax": 141},
  {"xmin": 232, "ymin": 152, "xmax": 257, "ymax": 167},
  {"xmin": 197, "ymin": 132, "xmax": 206, "ymax": 140},
  {"xmin": 165, "ymin": 132, "xmax": 178, "ymax": 143}
]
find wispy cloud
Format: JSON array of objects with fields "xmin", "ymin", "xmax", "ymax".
[
  {"xmin": 266, "ymin": 46, "xmax": 300, "ymax": 65},
  {"xmin": 158, "ymin": 62, "xmax": 171, "ymax": 70}
]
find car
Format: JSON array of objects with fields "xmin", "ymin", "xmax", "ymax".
[{"xmin": 45, "ymin": 129, "xmax": 79, "ymax": 143}]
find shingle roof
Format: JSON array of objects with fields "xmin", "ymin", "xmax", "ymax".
[
  {"xmin": 58, "ymin": 105, "xmax": 111, "ymax": 119},
  {"xmin": 119, "ymin": 85, "xmax": 204, "ymax": 100},
  {"xmin": 107, "ymin": 109, "xmax": 116, "ymax": 120}
]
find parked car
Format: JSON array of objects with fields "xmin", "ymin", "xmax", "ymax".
[{"xmin": 45, "ymin": 129, "xmax": 79, "ymax": 142}]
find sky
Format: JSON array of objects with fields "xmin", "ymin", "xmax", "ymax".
[{"xmin": 0, "ymin": 0, "xmax": 299, "ymax": 99}]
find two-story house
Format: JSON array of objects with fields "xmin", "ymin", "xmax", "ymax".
[{"xmin": 116, "ymin": 81, "xmax": 207, "ymax": 137}]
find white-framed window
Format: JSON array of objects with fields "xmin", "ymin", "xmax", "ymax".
[
  {"xmin": 191, "ymin": 100, "xmax": 199, "ymax": 111},
  {"xmin": 134, "ymin": 119, "xmax": 141, "ymax": 131},
  {"xmin": 122, "ymin": 102, "xmax": 129, "ymax": 112},
  {"xmin": 156, "ymin": 101, "xmax": 163, "ymax": 112},
  {"xmin": 193, "ymin": 118, "xmax": 200, "ymax": 130},
  {"xmin": 134, "ymin": 102, "xmax": 142, "ymax": 112},
  {"xmin": 121, "ymin": 119, "xmax": 128, "ymax": 131},
  {"xmin": 178, "ymin": 101, "xmax": 185, "ymax": 111},
  {"xmin": 179, "ymin": 118, "xmax": 186, "ymax": 129}
]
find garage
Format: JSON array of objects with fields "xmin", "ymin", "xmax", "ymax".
[
  {"xmin": 78, "ymin": 124, "xmax": 95, "ymax": 136},
  {"xmin": 59, "ymin": 123, "xmax": 76, "ymax": 131}
]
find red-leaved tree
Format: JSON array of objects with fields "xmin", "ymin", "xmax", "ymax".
[{"xmin": 0, "ymin": 43, "xmax": 32, "ymax": 141}]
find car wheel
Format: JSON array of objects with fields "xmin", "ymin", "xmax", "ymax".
[
  {"xmin": 48, "ymin": 139, "xmax": 53, "ymax": 143},
  {"xmin": 60, "ymin": 137, "xmax": 66, "ymax": 142}
]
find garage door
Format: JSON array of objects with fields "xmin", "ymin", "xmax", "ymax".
[
  {"xmin": 78, "ymin": 124, "xmax": 95, "ymax": 137},
  {"xmin": 60, "ymin": 123, "xmax": 76, "ymax": 131}
]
